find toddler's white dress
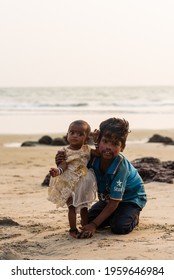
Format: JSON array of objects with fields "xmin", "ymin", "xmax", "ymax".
[{"xmin": 47, "ymin": 145, "xmax": 97, "ymax": 212}]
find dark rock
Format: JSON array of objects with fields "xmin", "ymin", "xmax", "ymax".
[
  {"xmin": 38, "ymin": 135, "xmax": 53, "ymax": 145},
  {"xmin": 131, "ymin": 157, "xmax": 174, "ymax": 184},
  {"xmin": 132, "ymin": 157, "xmax": 161, "ymax": 165},
  {"xmin": 162, "ymin": 161, "xmax": 174, "ymax": 169},
  {"xmin": 148, "ymin": 134, "xmax": 174, "ymax": 145},
  {"xmin": 51, "ymin": 137, "xmax": 68, "ymax": 146},
  {"xmin": 21, "ymin": 141, "xmax": 38, "ymax": 147},
  {"xmin": 0, "ymin": 217, "xmax": 19, "ymax": 226}
]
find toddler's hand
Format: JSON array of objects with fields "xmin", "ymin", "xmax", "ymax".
[{"xmin": 49, "ymin": 168, "xmax": 58, "ymax": 177}]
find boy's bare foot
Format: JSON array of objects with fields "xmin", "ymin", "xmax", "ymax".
[{"xmin": 69, "ymin": 228, "xmax": 80, "ymax": 238}]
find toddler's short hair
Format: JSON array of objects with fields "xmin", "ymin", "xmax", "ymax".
[
  {"xmin": 99, "ymin": 117, "xmax": 130, "ymax": 146},
  {"xmin": 68, "ymin": 120, "xmax": 91, "ymax": 137}
]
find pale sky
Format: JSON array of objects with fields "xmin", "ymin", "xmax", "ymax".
[{"xmin": 0, "ymin": 0, "xmax": 174, "ymax": 87}]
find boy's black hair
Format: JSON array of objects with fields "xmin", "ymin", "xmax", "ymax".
[{"xmin": 99, "ymin": 117, "xmax": 130, "ymax": 146}]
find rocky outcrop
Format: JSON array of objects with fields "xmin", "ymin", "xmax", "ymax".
[
  {"xmin": 38, "ymin": 135, "xmax": 53, "ymax": 145},
  {"xmin": 0, "ymin": 217, "xmax": 19, "ymax": 226},
  {"xmin": 21, "ymin": 141, "xmax": 39, "ymax": 147},
  {"xmin": 21, "ymin": 135, "xmax": 68, "ymax": 147},
  {"xmin": 148, "ymin": 134, "xmax": 174, "ymax": 145},
  {"xmin": 131, "ymin": 157, "xmax": 174, "ymax": 184}
]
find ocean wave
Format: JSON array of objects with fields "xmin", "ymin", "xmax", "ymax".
[
  {"xmin": 1, "ymin": 101, "xmax": 174, "ymax": 111},
  {"xmin": 0, "ymin": 86, "xmax": 174, "ymax": 115},
  {"xmin": 39, "ymin": 102, "xmax": 88, "ymax": 107},
  {"xmin": 0, "ymin": 108, "xmax": 174, "ymax": 116}
]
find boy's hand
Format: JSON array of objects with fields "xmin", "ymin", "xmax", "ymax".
[
  {"xmin": 78, "ymin": 223, "xmax": 97, "ymax": 238},
  {"xmin": 93, "ymin": 129, "xmax": 100, "ymax": 144}
]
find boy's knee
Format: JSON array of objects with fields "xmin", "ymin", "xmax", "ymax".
[
  {"xmin": 110, "ymin": 213, "xmax": 139, "ymax": 234},
  {"xmin": 110, "ymin": 221, "xmax": 133, "ymax": 235}
]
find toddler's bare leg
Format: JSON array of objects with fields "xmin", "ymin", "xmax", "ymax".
[
  {"xmin": 68, "ymin": 205, "xmax": 79, "ymax": 238},
  {"xmin": 80, "ymin": 207, "xmax": 88, "ymax": 226}
]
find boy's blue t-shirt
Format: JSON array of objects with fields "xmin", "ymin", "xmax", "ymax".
[{"xmin": 89, "ymin": 154, "xmax": 147, "ymax": 209}]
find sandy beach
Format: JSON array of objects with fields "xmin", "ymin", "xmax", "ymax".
[{"xmin": 0, "ymin": 129, "xmax": 174, "ymax": 260}]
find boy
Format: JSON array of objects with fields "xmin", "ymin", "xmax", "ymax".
[{"xmin": 79, "ymin": 117, "xmax": 147, "ymax": 238}]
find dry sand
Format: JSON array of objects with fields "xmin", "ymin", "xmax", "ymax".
[{"xmin": 0, "ymin": 129, "xmax": 174, "ymax": 260}]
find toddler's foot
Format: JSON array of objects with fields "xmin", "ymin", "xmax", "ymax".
[{"xmin": 69, "ymin": 228, "xmax": 80, "ymax": 238}]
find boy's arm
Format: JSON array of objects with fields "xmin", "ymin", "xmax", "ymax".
[
  {"xmin": 90, "ymin": 129, "xmax": 101, "ymax": 157},
  {"xmin": 91, "ymin": 199, "xmax": 120, "ymax": 226},
  {"xmin": 79, "ymin": 199, "xmax": 120, "ymax": 238},
  {"xmin": 55, "ymin": 150, "xmax": 67, "ymax": 166}
]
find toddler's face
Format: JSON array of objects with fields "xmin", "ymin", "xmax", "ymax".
[
  {"xmin": 67, "ymin": 124, "xmax": 88, "ymax": 149},
  {"xmin": 99, "ymin": 136, "xmax": 123, "ymax": 160}
]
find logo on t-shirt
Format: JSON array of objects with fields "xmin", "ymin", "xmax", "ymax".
[
  {"xmin": 114, "ymin": 179, "xmax": 122, "ymax": 192},
  {"xmin": 116, "ymin": 179, "xmax": 122, "ymax": 187}
]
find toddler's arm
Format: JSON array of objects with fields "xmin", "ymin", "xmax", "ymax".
[{"xmin": 49, "ymin": 160, "xmax": 68, "ymax": 177}]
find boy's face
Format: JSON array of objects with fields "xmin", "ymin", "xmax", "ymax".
[{"xmin": 99, "ymin": 136, "xmax": 124, "ymax": 160}]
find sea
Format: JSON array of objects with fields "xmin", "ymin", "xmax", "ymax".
[{"xmin": 0, "ymin": 86, "xmax": 174, "ymax": 134}]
